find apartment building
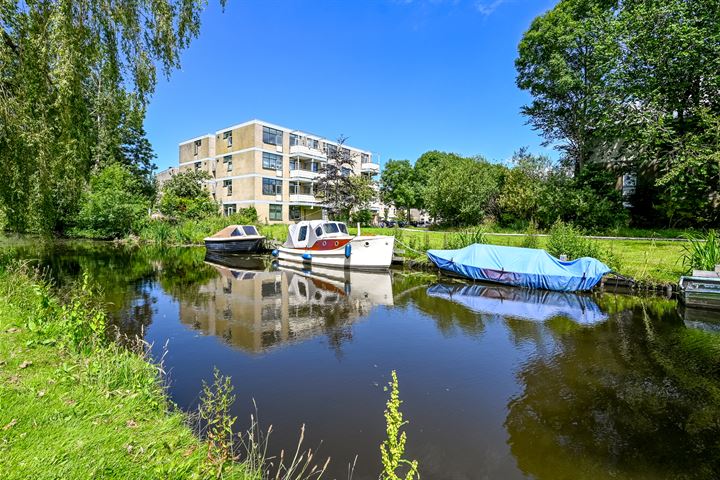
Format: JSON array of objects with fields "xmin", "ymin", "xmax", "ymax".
[{"xmin": 176, "ymin": 119, "xmax": 380, "ymax": 223}]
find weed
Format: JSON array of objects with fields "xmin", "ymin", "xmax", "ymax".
[
  {"xmin": 682, "ymin": 230, "xmax": 720, "ymax": 272},
  {"xmin": 380, "ymin": 371, "xmax": 419, "ymax": 480},
  {"xmin": 446, "ymin": 227, "xmax": 487, "ymax": 250},
  {"xmin": 199, "ymin": 367, "xmax": 239, "ymax": 476}
]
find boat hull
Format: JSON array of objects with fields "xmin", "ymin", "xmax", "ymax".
[
  {"xmin": 276, "ymin": 235, "xmax": 395, "ymax": 270},
  {"xmin": 204, "ymin": 238, "xmax": 264, "ymax": 253}
]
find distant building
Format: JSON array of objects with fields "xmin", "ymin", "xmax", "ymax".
[{"xmin": 175, "ymin": 119, "xmax": 380, "ymax": 223}]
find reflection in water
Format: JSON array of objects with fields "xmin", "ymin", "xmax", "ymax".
[
  {"xmin": 427, "ymin": 283, "xmax": 608, "ymax": 325},
  {"xmin": 506, "ymin": 297, "xmax": 720, "ymax": 480},
  {"xmin": 181, "ymin": 258, "xmax": 394, "ymax": 353},
  {"xmin": 3, "ymin": 239, "xmax": 720, "ymax": 479}
]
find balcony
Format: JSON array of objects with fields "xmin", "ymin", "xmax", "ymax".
[
  {"xmin": 289, "ymin": 169, "xmax": 321, "ymax": 181},
  {"xmin": 290, "ymin": 144, "xmax": 326, "ymax": 160},
  {"xmin": 289, "ymin": 194, "xmax": 317, "ymax": 204},
  {"xmin": 361, "ymin": 162, "xmax": 380, "ymax": 173}
]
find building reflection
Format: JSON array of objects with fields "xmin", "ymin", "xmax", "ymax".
[{"xmin": 179, "ymin": 258, "xmax": 393, "ymax": 353}]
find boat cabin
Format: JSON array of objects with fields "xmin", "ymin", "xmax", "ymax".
[
  {"xmin": 284, "ymin": 220, "xmax": 350, "ymax": 249},
  {"xmin": 206, "ymin": 225, "xmax": 262, "ymax": 240}
]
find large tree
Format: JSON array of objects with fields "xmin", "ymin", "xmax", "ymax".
[
  {"xmin": 315, "ymin": 137, "xmax": 359, "ymax": 220},
  {"xmin": 379, "ymin": 159, "xmax": 417, "ymax": 220},
  {"xmin": 0, "ymin": 0, "xmax": 217, "ymax": 233},
  {"xmin": 516, "ymin": 0, "xmax": 615, "ymax": 174}
]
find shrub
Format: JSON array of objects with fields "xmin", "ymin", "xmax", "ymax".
[
  {"xmin": 350, "ymin": 208, "xmax": 374, "ymax": 226},
  {"xmin": 447, "ymin": 227, "xmax": 487, "ymax": 250},
  {"xmin": 74, "ymin": 164, "xmax": 150, "ymax": 238},
  {"xmin": 158, "ymin": 170, "xmax": 218, "ymax": 220},
  {"xmin": 520, "ymin": 221, "xmax": 540, "ymax": 249},
  {"xmin": 546, "ymin": 220, "xmax": 621, "ymax": 271}
]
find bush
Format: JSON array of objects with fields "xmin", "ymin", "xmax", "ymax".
[
  {"xmin": 158, "ymin": 170, "xmax": 218, "ymax": 220},
  {"xmin": 74, "ymin": 164, "xmax": 150, "ymax": 238},
  {"xmin": 350, "ymin": 208, "xmax": 374, "ymax": 226},
  {"xmin": 546, "ymin": 220, "xmax": 621, "ymax": 270}
]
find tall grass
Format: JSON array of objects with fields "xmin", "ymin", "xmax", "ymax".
[
  {"xmin": 682, "ymin": 230, "xmax": 720, "ymax": 272},
  {"xmin": 446, "ymin": 227, "xmax": 488, "ymax": 250}
]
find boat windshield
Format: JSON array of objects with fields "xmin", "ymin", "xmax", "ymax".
[
  {"xmin": 323, "ymin": 223, "xmax": 339, "ymax": 234},
  {"xmin": 337, "ymin": 223, "xmax": 348, "ymax": 234},
  {"xmin": 231, "ymin": 228, "xmax": 244, "ymax": 237},
  {"xmin": 242, "ymin": 226, "xmax": 258, "ymax": 236}
]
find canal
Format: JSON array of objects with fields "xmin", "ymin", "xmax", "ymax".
[{"xmin": 3, "ymin": 238, "xmax": 720, "ymax": 479}]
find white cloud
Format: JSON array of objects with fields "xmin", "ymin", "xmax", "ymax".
[{"xmin": 475, "ymin": 0, "xmax": 507, "ymax": 15}]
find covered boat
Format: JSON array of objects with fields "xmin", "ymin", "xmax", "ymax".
[
  {"xmin": 272, "ymin": 220, "xmax": 395, "ymax": 270},
  {"xmin": 427, "ymin": 244, "xmax": 611, "ymax": 292},
  {"xmin": 204, "ymin": 225, "xmax": 265, "ymax": 253}
]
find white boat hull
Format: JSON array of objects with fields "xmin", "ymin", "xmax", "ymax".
[{"xmin": 276, "ymin": 235, "xmax": 395, "ymax": 270}]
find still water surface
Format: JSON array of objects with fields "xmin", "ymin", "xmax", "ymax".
[{"xmin": 4, "ymin": 239, "xmax": 720, "ymax": 480}]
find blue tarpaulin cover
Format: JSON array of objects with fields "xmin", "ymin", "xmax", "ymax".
[
  {"xmin": 427, "ymin": 283, "xmax": 608, "ymax": 324},
  {"xmin": 427, "ymin": 244, "xmax": 611, "ymax": 292}
]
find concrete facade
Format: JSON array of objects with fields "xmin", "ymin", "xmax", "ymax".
[{"xmin": 176, "ymin": 119, "xmax": 380, "ymax": 223}]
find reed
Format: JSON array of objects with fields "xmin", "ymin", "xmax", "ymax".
[{"xmin": 682, "ymin": 230, "xmax": 720, "ymax": 272}]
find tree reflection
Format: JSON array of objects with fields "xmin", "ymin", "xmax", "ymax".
[{"xmin": 506, "ymin": 297, "xmax": 720, "ymax": 479}]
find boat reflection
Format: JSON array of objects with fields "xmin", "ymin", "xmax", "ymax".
[
  {"xmin": 179, "ymin": 258, "xmax": 393, "ymax": 353},
  {"xmin": 427, "ymin": 283, "xmax": 608, "ymax": 325}
]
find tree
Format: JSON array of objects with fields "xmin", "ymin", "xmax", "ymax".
[
  {"xmin": 380, "ymin": 160, "xmax": 417, "ymax": 221},
  {"xmin": 498, "ymin": 148, "xmax": 554, "ymax": 226},
  {"xmin": 0, "ymin": 0, "xmax": 219, "ymax": 233},
  {"xmin": 423, "ymin": 155, "xmax": 505, "ymax": 226},
  {"xmin": 159, "ymin": 170, "xmax": 218, "ymax": 220},
  {"xmin": 315, "ymin": 137, "xmax": 359, "ymax": 219},
  {"xmin": 75, "ymin": 164, "xmax": 150, "ymax": 238},
  {"xmin": 413, "ymin": 151, "xmax": 455, "ymax": 211},
  {"xmin": 516, "ymin": 0, "xmax": 615, "ymax": 174}
]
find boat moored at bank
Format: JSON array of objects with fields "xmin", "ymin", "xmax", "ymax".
[
  {"xmin": 204, "ymin": 225, "xmax": 265, "ymax": 253},
  {"xmin": 272, "ymin": 220, "xmax": 395, "ymax": 270}
]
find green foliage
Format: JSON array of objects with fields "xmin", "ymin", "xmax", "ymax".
[
  {"xmin": 498, "ymin": 148, "xmax": 553, "ymax": 225},
  {"xmin": 158, "ymin": 170, "xmax": 218, "ymax": 220},
  {"xmin": 423, "ymin": 154, "xmax": 504, "ymax": 226},
  {"xmin": 314, "ymin": 137, "xmax": 361, "ymax": 220},
  {"xmin": 380, "ymin": 160, "xmax": 418, "ymax": 214},
  {"xmin": 380, "ymin": 371, "xmax": 419, "ymax": 480},
  {"xmin": 74, "ymin": 164, "xmax": 150, "ymax": 239},
  {"xmin": 140, "ymin": 209, "xmax": 258, "ymax": 245},
  {"xmin": 546, "ymin": 220, "xmax": 620, "ymax": 270},
  {"xmin": 520, "ymin": 222, "xmax": 540, "ymax": 249},
  {"xmin": 0, "ymin": 0, "xmax": 213, "ymax": 234},
  {"xmin": 682, "ymin": 230, "xmax": 720, "ymax": 273},
  {"xmin": 350, "ymin": 208, "xmax": 374, "ymax": 226},
  {"xmin": 199, "ymin": 368, "xmax": 239, "ymax": 477}
]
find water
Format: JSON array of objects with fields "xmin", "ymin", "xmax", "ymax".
[{"xmin": 3, "ymin": 238, "xmax": 720, "ymax": 480}]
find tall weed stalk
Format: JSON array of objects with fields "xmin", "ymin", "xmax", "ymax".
[{"xmin": 380, "ymin": 371, "xmax": 419, "ymax": 480}]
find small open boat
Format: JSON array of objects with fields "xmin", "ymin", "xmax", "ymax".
[
  {"xmin": 427, "ymin": 243, "xmax": 610, "ymax": 292},
  {"xmin": 271, "ymin": 220, "xmax": 395, "ymax": 270},
  {"xmin": 204, "ymin": 225, "xmax": 265, "ymax": 253}
]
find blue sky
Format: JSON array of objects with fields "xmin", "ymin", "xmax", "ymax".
[{"xmin": 145, "ymin": 0, "xmax": 558, "ymax": 171}]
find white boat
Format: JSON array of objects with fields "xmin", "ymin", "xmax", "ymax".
[{"xmin": 271, "ymin": 220, "xmax": 395, "ymax": 270}]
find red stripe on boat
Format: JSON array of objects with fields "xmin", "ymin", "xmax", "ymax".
[{"xmin": 307, "ymin": 238, "xmax": 351, "ymax": 251}]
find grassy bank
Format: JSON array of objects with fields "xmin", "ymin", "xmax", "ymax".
[
  {"xmin": 0, "ymin": 268, "xmax": 258, "ymax": 479},
  {"xmin": 130, "ymin": 218, "xmax": 687, "ymax": 285},
  {"xmin": 360, "ymin": 227, "xmax": 686, "ymax": 284}
]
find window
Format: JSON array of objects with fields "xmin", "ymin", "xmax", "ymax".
[
  {"xmin": 311, "ymin": 162, "xmax": 319, "ymax": 172},
  {"xmin": 315, "ymin": 226, "xmax": 323, "ymax": 237},
  {"xmin": 223, "ymin": 155, "xmax": 233, "ymax": 172},
  {"xmin": 298, "ymin": 225, "xmax": 308, "ymax": 241},
  {"xmin": 324, "ymin": 223, "xmax": 339, "ymax": 234},
  {"xmin": 223, "ymin": 179, "xmax": 233, "ymax": 195},
  {"xmin": 262, "ymin": 152, "xmax": 283, "ymax": 170},
  {"xmin": 290, "ymin": 134, "xmax": 300, "ymax": 146},
  {"xmin": 263, "ymin": 126, "xmax": 283, "ymax": 145},
  {"xmin": 361, "ymin": 153, "xmax": 370, "ymax": 164},
  {"xmin": 223, "ymin": 204, "xmax": 236, "ymax": 216},
  {"xmin": 194, "ymin": 162, "xmax": 201, "ymax": 170},
  {"xmin": 290, "ymin": 181, "xmax": 299, "ymax": 195},
  {"xmin": 262, "ymin": 178, "xmax": 282, "ymax": 195},
  {"xmin": 325, "ymin": 143, "xmax": 337, "ymax": 157},
  {"xmin": 338, "ymin": 223, "xmax": 348, "ymax": 234},
  {"xmin": 291, "ymin": 206, "xmax": 301, "ymax": 221},
  {"xmin": 243, "ymin": 226, "xmax": 259, "ymax": 236},
  {"xmin": 308, "ymin": 138, "xmax": 319, "ymax": 150},
  {"xmin": 193, "ymin": 139, "xmax": 201, "ymax": 155},
  {"xmin": 223, "ymin": 130, "xmax": 232, "ymax": 148},
  {"xmin": 269, "ymin": 204, "xmax": 282, "ymax": 221},
  {"xmin": 341, "ymin": 167, "xmax": 351, "ymax": 177},
  {"xmin": 289, "ymin": 159, "xmax": 297, "ymax": 170}
]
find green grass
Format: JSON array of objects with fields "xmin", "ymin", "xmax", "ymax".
[
  {"xmin": 0, "ymin": 269, "xmax": 259, "ymax": 480},
  {"xmin": 359, "ymin": 227, "xmax": 685, "ymax": 284}
]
